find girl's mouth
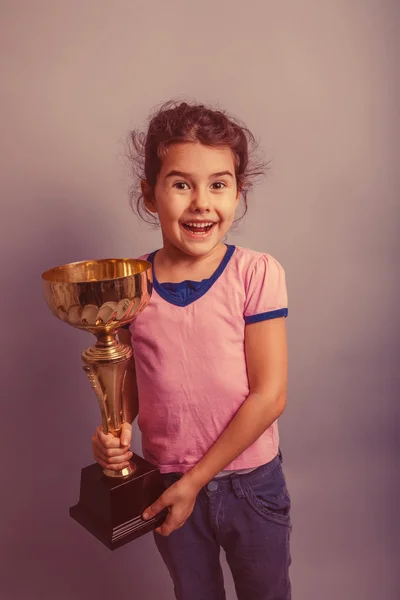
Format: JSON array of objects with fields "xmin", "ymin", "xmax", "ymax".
[{"xmin": 181, "ymin": 221, "xmax": 216, "ymax": 237}]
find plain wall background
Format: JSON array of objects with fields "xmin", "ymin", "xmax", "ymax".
[{"xmin": 1, "ymin": 1, "xmax": 399, "ymax": 599}]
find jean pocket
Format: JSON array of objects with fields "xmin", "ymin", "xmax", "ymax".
[{"xmin": 243, "ymin": 463, "xmax": 291, "ymax": 526}]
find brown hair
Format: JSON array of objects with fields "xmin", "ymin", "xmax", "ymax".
[{"xmin": 127, "ymin": 100, "xmax": 267, "ymax": 225}]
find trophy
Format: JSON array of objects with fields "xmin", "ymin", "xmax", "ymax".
[{"xmin": 42, "ymin": 257, "xmax": 166, "ymax": 549}]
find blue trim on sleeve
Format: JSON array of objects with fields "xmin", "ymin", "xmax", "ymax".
[{"xmin": 245, "ymin": 308, "xmax": 288, "ymax": 324}]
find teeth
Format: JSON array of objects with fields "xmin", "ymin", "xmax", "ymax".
[{"xmin": 184, "ymin": 222, "xmax": 214, "ymax": 228}]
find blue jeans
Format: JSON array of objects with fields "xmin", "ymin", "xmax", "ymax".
[{"xmin": 154, "ymin": 451, "xmax": 292, "ymax": 600}]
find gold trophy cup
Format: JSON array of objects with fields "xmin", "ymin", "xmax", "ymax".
[{"xmin": 42, "ymin": 258, "xmax": 166, "ymax": 549}]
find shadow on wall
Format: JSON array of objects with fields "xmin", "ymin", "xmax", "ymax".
[{"xmin": 4, "ymin": 193, "xmax": 172, "ymax": 600}]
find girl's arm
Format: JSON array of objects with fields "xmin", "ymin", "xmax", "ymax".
[{"xmin": 185, "ymin": 316, "xmax": 288, "ymax": 490}]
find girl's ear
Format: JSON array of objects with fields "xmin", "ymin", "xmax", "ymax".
[{"xmin": 141, "ymin": 180, "xmax": 157, "ymax": 214}]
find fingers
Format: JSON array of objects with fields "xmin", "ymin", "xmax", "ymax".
[
  {"xmin": 95, "ymin": 455, "xmax": 132, "ymax": 471},
  {"xmin": 142, "ymin": 493, "xmax": 186, "ymax": 537},
  {"xmin": 96, "ymin": 426, "xmax": 125, "ymax": 448},
  {"xmin": 91, "ymin": 424, "xmax": 133, "ymax": 471},
  {"xmin": 94, "ymin": 423, "xmax": 132, "ymax": 451},
  {"xmin": 120, "ymin": 422, "xmax": 132, "ymax": 448},
  {"xmin": 154, "ymin": 512, "xmax": 186, "ymax": 537},
  {"xmin": 93, "ymin": 443, "xmax": 133, "ymax": 471},
  {"xmin": 142, "ymin": 495, "xmax": 168, "ymax": 521},
  {"xmin": 95, "ymin": 446, "xmax": 133, "ymax": 464}
]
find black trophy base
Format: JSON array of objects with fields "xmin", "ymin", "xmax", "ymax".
[{"xmin": 69, "ymin": 453, "xmax": 167, "ymax": 550}]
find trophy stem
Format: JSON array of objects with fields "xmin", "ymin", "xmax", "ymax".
[
  {"xmin": 82, "ymin": 333, "xmax": 137, "ymax": 479},
  {"xmin": 94, "ymin": 333, "xmax": 118, "ymax": 348}
]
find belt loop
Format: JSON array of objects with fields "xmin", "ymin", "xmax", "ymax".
[
  {"xmin": 231, "ymin": 474, "xmax": 245, "ymax": 498},
  {"xmin": 278, "ymin": 448, "xmax": 283, "ymax": 462}
]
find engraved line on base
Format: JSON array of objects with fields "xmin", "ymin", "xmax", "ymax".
[{"xmin": 112, "ymin": 513, "xmax": 167, "ymax": 540}]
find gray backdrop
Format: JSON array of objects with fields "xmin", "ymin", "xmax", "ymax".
[{"xmin": 1, "ymin": 1, "xmax": 399, "ymax": 599}]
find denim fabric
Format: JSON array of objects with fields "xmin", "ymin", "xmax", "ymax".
[{"xmin": 154, "ymin": 451, "xmax": 292, "ymax": 600}]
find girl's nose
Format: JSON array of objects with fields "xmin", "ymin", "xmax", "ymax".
[{"xmin": 190, "ymin": 189, "xmax": 211, "ymax": 212}]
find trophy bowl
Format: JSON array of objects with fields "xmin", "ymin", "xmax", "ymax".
[{"xmin": 42, "ymin": 257, "xmax": 152, "ymax": 335}]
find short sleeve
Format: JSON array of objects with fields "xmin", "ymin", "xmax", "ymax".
[{"xmin": 244, "ymin": 254, "xmax": 288, "ymax": 324}]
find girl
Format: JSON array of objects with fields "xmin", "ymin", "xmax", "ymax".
[{"xmin": 92, "ymin": 101, "xmax": 292, "ymax": 600}]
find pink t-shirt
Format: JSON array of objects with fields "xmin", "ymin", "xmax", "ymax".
[{"xmin": 128, "ymin": 245, "xmax": 288, "ymax": 474}]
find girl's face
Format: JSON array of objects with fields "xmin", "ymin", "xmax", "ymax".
[{"xmin": 143, "ymin": 142, "xmax": 240, "ymax": 258}]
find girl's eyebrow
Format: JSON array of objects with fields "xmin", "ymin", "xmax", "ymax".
[{"xmin": 165, "ymin": 170, "xmax": 234, "ymax": 179}]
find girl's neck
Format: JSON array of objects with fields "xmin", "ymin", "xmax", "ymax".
[{"xmin": 154, "ymin": 242, "xmax": 228, "ymax": 283}]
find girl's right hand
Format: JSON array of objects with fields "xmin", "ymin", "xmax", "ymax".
[{"xmin": 91, "ymin": 422, "xmax": 133, "ymax": 471}]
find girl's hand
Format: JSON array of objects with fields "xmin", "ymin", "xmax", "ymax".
[
  {"xmin": 91, "ymin": 422, "xmax": 133, "ymax": 471},
  {"xmin": 142, "ymin": 477, "xmax": 199, "ymax": 536}
]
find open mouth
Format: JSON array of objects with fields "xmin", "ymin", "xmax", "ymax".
[{"xmin": 181, "ymin": 221, "xmax": 216, "ymax": 235}]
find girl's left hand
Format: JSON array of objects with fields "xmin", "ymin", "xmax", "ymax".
[{"xmin": 142, "ymin": 476, "xmax": 199, "ymax": 536}]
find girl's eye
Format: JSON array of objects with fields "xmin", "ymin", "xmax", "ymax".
[
  {"xmin": 211, "ymin": 182, "xmax": 226, "ymax": 190},
  {"xmin": 173, "ymin": 182, "xmax": 190, "ymax": 190}
]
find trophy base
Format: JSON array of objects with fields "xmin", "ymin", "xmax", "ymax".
[{"xmin": 69, "ymin": 453, "xmax": 167, "ymax": 550}]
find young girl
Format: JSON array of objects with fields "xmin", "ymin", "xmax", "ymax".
[{"xmin": 92, "ymin": 101, "xmax": 292, "ymax": 600}]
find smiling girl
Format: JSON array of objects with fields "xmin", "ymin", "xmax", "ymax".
[{"xmin": 92, "ymin": 101, "xmax": 292, "ymax": 600}]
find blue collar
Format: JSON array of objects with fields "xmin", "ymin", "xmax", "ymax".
[{"xmin": 147, "ymin": 244, "xmax": 236, "ymax": 307}]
